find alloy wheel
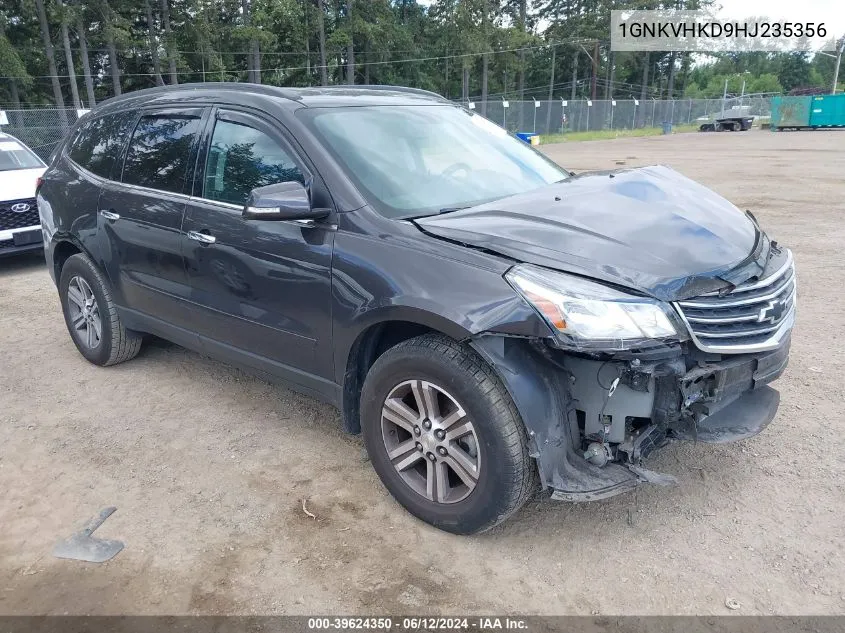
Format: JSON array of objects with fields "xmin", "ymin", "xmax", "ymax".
[
  {"xmin": 380, "ymin": 379, "xmax": 481, "ymax": 504},
  {"xmin": 67, "ymin": 276, "xmax": 102, "ymax": 349}
]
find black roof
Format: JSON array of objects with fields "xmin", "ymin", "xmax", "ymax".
[{"xmin": 97, "ymin": 83, "xmax": 451, "ymax": 112}]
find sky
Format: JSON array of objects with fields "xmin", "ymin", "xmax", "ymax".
[
  {"xmin": 716, "ymin": 0, "xmax": 845, "ymax": 41},
  {"xmin": 415, "ymin": 0, "xmax": 845, "ymax": 42},
  {"xmin": 717, "ymin": 0, "xmax": 844, "ymax": 26}
]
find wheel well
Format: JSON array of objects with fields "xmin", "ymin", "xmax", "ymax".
[
  {"xmin": 342, "ymin": 321, "xmax": 438, "ymax": 434},
  {"xmin": 52, "ymin": 240, "xmax": 82, "ymax": 281}
]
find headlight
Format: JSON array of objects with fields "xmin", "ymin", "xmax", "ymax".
[{"xmin": 506, "ymin": 264, "xmax": 686, "ymax": 351}]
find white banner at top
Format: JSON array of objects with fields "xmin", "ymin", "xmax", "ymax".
[{"xmin": 611, "ymin": 10, "xmax": 839, "ymax": 52}]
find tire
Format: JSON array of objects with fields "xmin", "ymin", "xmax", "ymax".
[
  {"xmin": 58, "ymin": 253, "xmax": 143, "ymax": 366},
  {"xmin": 360, "ymin": 333, "xmax": 539, "ymax": 534}
]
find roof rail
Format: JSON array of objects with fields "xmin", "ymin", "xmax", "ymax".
[
  {"xmin": 95, "ymin": 82, "xmax": 449, "ymax": 110},
  {"xmin": 350, "ymin": 85, "xmax": 448, "ymax": 101},
  {"xmin": 97, "ymin": 82, "xmax": 304, "ymax": 108}
]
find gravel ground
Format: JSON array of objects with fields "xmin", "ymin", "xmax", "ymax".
[{"xmin": 1, "ymin": 129, "xmax": 843, "ymax": 616}]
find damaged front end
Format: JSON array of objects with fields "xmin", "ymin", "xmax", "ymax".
[{"xmin": 470, "ymin": 248, "xmax": 795, "ymax": 502}]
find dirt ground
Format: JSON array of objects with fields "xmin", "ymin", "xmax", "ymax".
[{"xmin": 1, "ymin": 130, "xmax": 843, "ymax": 616}]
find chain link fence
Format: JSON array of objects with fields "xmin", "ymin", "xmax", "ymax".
[
  {"xmin": 0, "ymin": 97, "xmax": 775, "ymax": 161},
  {"xmin": 0, "ymin": 108, "xmax": 81, "ymax": 161},
  {"xmin": 470, "ymin": 96, "xmax": 773, "ymax": 135}
]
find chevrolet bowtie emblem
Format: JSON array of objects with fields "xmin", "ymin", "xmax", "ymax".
[{"xmin": 757, "ymin": 299, "xmax": 785, "ymax": 324}]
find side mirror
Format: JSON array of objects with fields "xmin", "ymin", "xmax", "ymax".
[{"xmin": 242, "ymin": 181, "xmax": 330, "ymax": 222}]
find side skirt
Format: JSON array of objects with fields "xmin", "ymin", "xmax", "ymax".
[{"xmin": 118, "ymin": 306, "xmax": 343, "ymax": 408}]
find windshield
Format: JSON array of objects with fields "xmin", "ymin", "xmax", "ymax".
[
  {"xmin": 0, "ymin": 138, "xmax": 44, "ymax": 171},
  {"xmin": 302, "ymin": 105, "xmax": 568, "ymax": 219}
]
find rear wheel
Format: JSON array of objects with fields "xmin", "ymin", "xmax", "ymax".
[
  {"xmin": 360, "ymin": 334, "xmax": 538, "ymax": 534},
  {"xmin": 59, "ymin": 253, "xmax": 142, "ymax": 366}
]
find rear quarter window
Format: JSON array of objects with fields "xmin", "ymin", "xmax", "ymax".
[
  {"xmin": 121, "ymin": 113, "xmax": 202, "ymax": 194},
  {"xmin": 67, "ymin": 111, "xmax": 136, "ymax": 179}
]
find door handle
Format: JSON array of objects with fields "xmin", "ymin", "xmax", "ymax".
[
  {"xmin": 187, "ymin": 230, "xmax": 216, "ymax": 245},
  {"xmin": 99, "ymin": 209, "xmax": 120, "ymax": 221}
]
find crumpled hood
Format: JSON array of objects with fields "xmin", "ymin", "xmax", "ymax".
[{"xmin": 415, "ymin": 165, "xmax": 769, "ymax": 301}]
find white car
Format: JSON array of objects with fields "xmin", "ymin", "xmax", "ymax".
[{"xmin": 0, "ymin": 132, "xmax": 46, "ymax": 256}]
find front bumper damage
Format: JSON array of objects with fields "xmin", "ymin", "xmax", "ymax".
[{"xmin": 469, "ymin": 334, "xmax": 789, "ymax": 502}]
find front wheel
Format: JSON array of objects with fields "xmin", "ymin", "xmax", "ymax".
[{"xmin": 360, "ymin": 334, "xmax": 538, "ymax": 534}]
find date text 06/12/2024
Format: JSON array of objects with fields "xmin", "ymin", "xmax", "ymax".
[{"xmin": 307, "ymin": 617, "xmax": 529, "ymax": 630}]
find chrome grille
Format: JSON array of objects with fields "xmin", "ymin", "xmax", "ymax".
[{"xmin": 674, "ymin": 250, "xmax": 795, "ymax": 353}]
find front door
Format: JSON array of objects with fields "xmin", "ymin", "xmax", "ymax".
[
  {"xmin": 181, "ymin": 108, "xmax": 335, "ymax": 388},
  {"xmin": 98, "ymin": 107, "xmax": 206, "ymax": 332}
]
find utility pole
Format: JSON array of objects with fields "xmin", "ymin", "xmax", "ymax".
[
  {"xmin": 833, "ymin": 39, "xmax": 845, "ymax": 95},
  {"xmin": 346, "ymin": 0, "xmax": 354, "ymax": 85},
  {"xmin": 604, "ymin": 51, "xmax": 613, "ymax": 100},
  {"xmin": 590, "ymin": 41, "xmax": 599, "ymax": 102},
  {"xmin": 545, "ymin": 43, "xmax": 556, "ymax": 134},
  {"xmin": 638, "ymin": 51, "xmax": 649, "ymax": 127},
  {"xmin": 316, "ymin": 0, "xmax": 328, "ymax": 86},
  {"xmin": 480, "ymin": 0, "xmax": 490, "ymax": 116}
]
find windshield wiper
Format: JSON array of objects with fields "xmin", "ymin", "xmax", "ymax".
[
  {"xmin": 437, "ymin": 205, "xmax": 472, "ymax": 214},
  {"xmin": 403, "ymin": 205, "xmax": 475, "ymax": 221}
]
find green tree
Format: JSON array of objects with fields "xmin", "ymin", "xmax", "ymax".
[
  {"xmin": 32, "ymin": 0, "xmax": 68, "ymax": 119},
  {"xmin": 56, "ymin": 0, "xmax": 81, "ymax": 109},
  {"xmin": 75, "ymin": 0, "xmax": 97, "ymax": 106},
  {"xmin": 144, "ymin": 0, "xmax": 164, "ymax": 86},
  {"xmin": 778, "ymin": 52, "xmax": 811, "ymax": 92},
  {"xmin": 0, "ymin": 11, "xmax": 31, "ymax": 109},
  {"xmin": 0, "ymin": 0, "xmax": 813, "ymax": 113}
]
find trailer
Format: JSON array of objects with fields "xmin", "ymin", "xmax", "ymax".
[{"xmin": 699, "ymin": 105, "xmax": 754, "ymax": 132}]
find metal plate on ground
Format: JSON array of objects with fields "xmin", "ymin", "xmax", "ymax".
[{"xmin": 52, "ymin": 507, "xmax": 124, "ymax": 563}]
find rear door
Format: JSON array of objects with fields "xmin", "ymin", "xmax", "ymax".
[
  {"xmin": 181, "ymin": 108, "xmax": 335, "ymax": 385},
  {"xmin": 98, "ymin": 107, "xmax": 207, "ymax": 332}
]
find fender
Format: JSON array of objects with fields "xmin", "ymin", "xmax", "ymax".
[
  {"xmin": 335, "ymin": 300, "xmax": 548, "ymax": 434},
  {"xmin": 38, "ymin": 166, "xmax": 114, "ymax": 293},
  {"xmin": 332, "ymin": 278, "xmax": 553, "ymax": 386},
  {"xmin": 330, "ymin": 222, "xmax": 554, "ymax": 387},
  {"xmin": 330, "ymin": 220, "xmax": 556, "ymax": 436},
  {"xmin": 45, "ymin": 232, "xmax": 118, "ymax": 292},
  {"xmin": 44, "ymin": 233, "xmax": 91, "ymax": 284}
]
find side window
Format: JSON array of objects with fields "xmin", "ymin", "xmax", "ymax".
[
  {"xmin": 122, "ymin": 113, "xmax": 202, "ymax": 194},
  {"xmin": 67, "ymin": 112, "xmax": 135, "ymax": 179},
  {"xmin": 203, "ymin": 119, "xmax": 304, "ymax": 206}
]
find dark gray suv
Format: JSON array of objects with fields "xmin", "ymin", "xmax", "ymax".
[{"xmin": 38, "ymin": 84, "xmax": 795, "ymax": 533}]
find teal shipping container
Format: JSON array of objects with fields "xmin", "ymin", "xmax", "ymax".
[
  {"xmin": 808, "ymin": 94, "xmax": 845, "ymax": 127},
  {"xmin": 772, "ymin": 93, "xmax": 845, "ymax": 129},
  {"xmin": 771, "ymin": 96, "xmax": 812, "ymax": 128}
]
